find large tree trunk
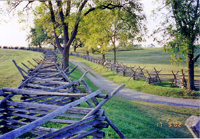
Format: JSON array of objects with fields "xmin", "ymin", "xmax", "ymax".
[
  {"xmin": 38, "ymin": 43, "xmax": 42, "ymax": 49},
  {"xmin": 62, "ymin": 46, "xmax": 70, "ymax": 70},
  {"xmin": 74, "ymin": 46, "xmax": 77, "ymax": 52},
  {"xmin": 102, "ymin": 53, "xmax": 105, "ymax": 65},
  {"xmin": 113, "ymin": 47, "xmax": 116, "ymax": 64},
  {"xmin": 187, "ymin": 54, "xmax": 195, "ymax": 90}
]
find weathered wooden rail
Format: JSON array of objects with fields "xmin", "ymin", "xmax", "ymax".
[
  {"xmin": 0, "ymin": 50, "xmax": 125, "ymax": 138},
  {"xmin": 70, "ymin": 52, "xmax": 200, "ymax": 90},
  {"xmin": 144, "ymin": 68, "xmax": 200, "ymax": 89}
]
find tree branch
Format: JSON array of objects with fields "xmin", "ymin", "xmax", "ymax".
[
  {"xmin": 8, "ymin": 0, "xmax": 23, "ymax": 14},
  {"xmin": 57, "ymin": 0, "xmax": 69, "ymax": 43},
  {"xmin": 194, "ymin": 53, "xmax": 200, "ymax": 63},
  {"xmin": 66, "ymin": 0, "xmax": 71, "ymax": 17},
  {"xmin": 48, "ymin": 0, "xmax": 63, "ymax": 53},
  {"xmin": 66, "ymin": 0, "xmax": 88, "ymax": 47},
  {"xmin": 83, "ymin": 3, "xmax": 123, "ymax": 16},
  {"xmin": 22, "ymin": 0, "xmax": 34, "ymax": 11}
]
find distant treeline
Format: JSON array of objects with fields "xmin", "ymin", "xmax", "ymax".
[
  {"xmin": 0, "ymin": 46, "xmax": 54, "ymax": 52},
  {"xmin": 0, "ymin": 46, "xmax": 27, "ymax": 49}
]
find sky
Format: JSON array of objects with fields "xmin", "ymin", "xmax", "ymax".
[
  {"xmin": 0, "ymin": 17, "xmax": 28, "ymax": 47},
  {"xmin": 0, "ymin": 0, "xmax": 162, "ymax": 47}
]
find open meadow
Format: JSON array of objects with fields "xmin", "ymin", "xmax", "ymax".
[
  {"xmin": 0, "ymin": 49, "xmax": 199, "ymax": 138},
  {"xmin": 73, "ymin": 47, "xmax": 200, "ymax": 75},
  {"xmin": 70, "ymin": 48, "xmax": 200, "ymax": 99},
  {"xmin": 0, "ymin": 49, "xmax": 43, "ymax": 89}
]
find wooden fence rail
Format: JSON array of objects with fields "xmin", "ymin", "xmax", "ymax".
[
  {"xmin": 0, "ymin": 50, "xmax": 126, "ymax": 139},
  {"xmin": 70, "ymin": 52, "xmax": 200, "ymax": 90}
]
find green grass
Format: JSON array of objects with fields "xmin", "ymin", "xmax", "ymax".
[
  {"xmin": 0, "ymin": 49, "xmax": 43, "ymax": 88},
  {"xmin": 71, "ymin": 47, "xmax": 200, "ymax": 98},
  {"xmin": 0, "ymin": 50, "xmax": 199, "ymax": 138},
  {"xmin": 103, "ymin": 96, "xmax": 199, "ymax": 138},
  {"xmin": 63, "ymin": 62, "xmax": 200, "ymax": 138},
  {"xmin": 0, "ymin": 49, "xmax": 43, "ymax": 102},
  {"xmin": 70, "ymin": 55, "xmax": 200, "ymax": 98},
  {"xmin": 73, "ymin": 47, "xmax": 200, "ymax": 75}
]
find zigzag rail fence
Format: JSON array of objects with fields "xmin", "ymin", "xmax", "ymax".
[
  {"xmin": 70, "ymin": 52, "xmax": 200, "ymax": 90},
  {"xmin": 0, "ymin": 49, "xmax": 126, "ymax": 139}
]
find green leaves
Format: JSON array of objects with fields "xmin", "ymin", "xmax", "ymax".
[
  {"xmin": 163, "ymin": 32, "xmax": 190, "ymax": 65},
  {"xmin": 156, "ymin": 0, "xmax": 200, "ymax": 68},
  {"xmin": 27, "ymin": 22, "xmax": 47, "ymax": 48},
  {"xmin": 78, "ymin": 9, "xmax": 111, "ymax": 53},
  {"xmin": 78, "ymin": 0, "xmax": 146, "ymax": 55}
]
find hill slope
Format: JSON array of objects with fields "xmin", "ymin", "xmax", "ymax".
[{"xmin": 0, "ymin": 49, "xmax": 42, "ymax": 88}]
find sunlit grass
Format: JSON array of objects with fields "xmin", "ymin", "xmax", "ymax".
[
  {"xmin": 0, "ymin": 49, "xmax": 199, "ymax": 138},
  {"xmin": 70, "ymin": 55, "xmax": 200, "ymax": 98},
  {"xmin": 73, "ymin": 47, "xmax": 200, "ymax": 75},
  {"xmin": 0, "ymin": 49, "xmax": 43, "ymax": 88},
  {"xmin": 65, "ymin": 62, "xmax": 200, "ymax": 138}
]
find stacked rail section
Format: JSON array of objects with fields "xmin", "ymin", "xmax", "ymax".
[{"xmin": 0, "ymin": 50, "xmax": 125, "ymax": 139}]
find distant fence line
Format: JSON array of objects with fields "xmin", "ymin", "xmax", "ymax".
[
  {"xmin": 69, "ymin": 51, "xmax": 200, "ymax": 90},
  {"xmin": 2, "ymin": 47, "xmax": 199, "ymax": 90}
]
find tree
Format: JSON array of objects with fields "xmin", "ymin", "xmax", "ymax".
[
  {"xmin": 26, "ymin": 21, "xmax": 47, "ymax": 48},
  {"xmin": 78, "ymin": 9, "xmax": 111, "ymax": 62},
  {"xmin": 32, "ymin": 3, "xmax": 64, "ymax": 50},
  {"xmin": 155, "ymin": 0, "xmax": 200, "ymax": 90},
  {"xmin": 72, "ymin": 38, "xmax": 84, "ymax": 52},
  {"xmin": 79, "ymin": 7, "xmax": 145, "ymax": 64},
  {"xmin": 107, "ymin": 9, "xmax": 145, "ymax": 64},
  {"xmin": 46, "ymin": 0, "xmax": 137, "ymax": 69},
  {"xmin": 8, "ymin": 0, "xmax": 145, "ymax": 70}
]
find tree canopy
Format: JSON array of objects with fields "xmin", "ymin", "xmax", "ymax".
[
  {"xmin": 78, "ymin": 6, "xmax": 145, "ymax": 63},
  {"xmin": 78, "ymin": 9, "xmax": 111, "ymax": 60},
  {"xmin": 26, "ymin": 20, "xmax": 47, "ymax": 48},
  {"xmin": 7, "ymin": 0, "xmax": 146, "ymax": 70}
]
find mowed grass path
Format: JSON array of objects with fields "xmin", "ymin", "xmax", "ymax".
[
  {"xmin": 0, "ymin": 49, "xmax": 42, "ymax": 88},
  {"xmin": 0, "ymin": 49, "xmax": 199, "ymax": 138}
]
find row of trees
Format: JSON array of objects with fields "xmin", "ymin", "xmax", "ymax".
[
  {"xmin": 18, "ymin": 0, "xmax": 145, "ymax": 70},
  {"xmin": 7, "ymin": 0, "xmax": 200, "ymax": 90},
  {"xmin": 26, "ymin": 1, "xmax": 145, "ymax": 65}
]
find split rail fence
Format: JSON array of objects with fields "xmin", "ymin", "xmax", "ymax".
[
  {"xmin": 70, "ymin": 52, "xmax": 200, "ymax": 90},
  {"xmin": 0, "ymin": 50, "xmax": 126, "ymax": 139}
]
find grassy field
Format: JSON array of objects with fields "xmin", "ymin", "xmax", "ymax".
[
  {"xmin": 0, "ymin": 49, "xmax": 199, "ymax": 138},
  {"xmin": 61, "ymin": 63, "xmax": 200, "ymax": 138},
  {"xmin": 70, "ymin": 55, "xmax": 200, "ymax": 98},
  {"xmin": 70, "ymin": 47, "xmax": 200, "ymax": 98},
  {"xmin": 0, "ymin": 49, "xmax": 43, "ymax": 88},
  {"xmin": 73, "ymin": 47, "xmax": 200, "ymax": 75}
]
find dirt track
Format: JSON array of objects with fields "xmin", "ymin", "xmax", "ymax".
[{"xmin": 70, "ymin": 59, "xmax": 200, "ymax": 109}]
